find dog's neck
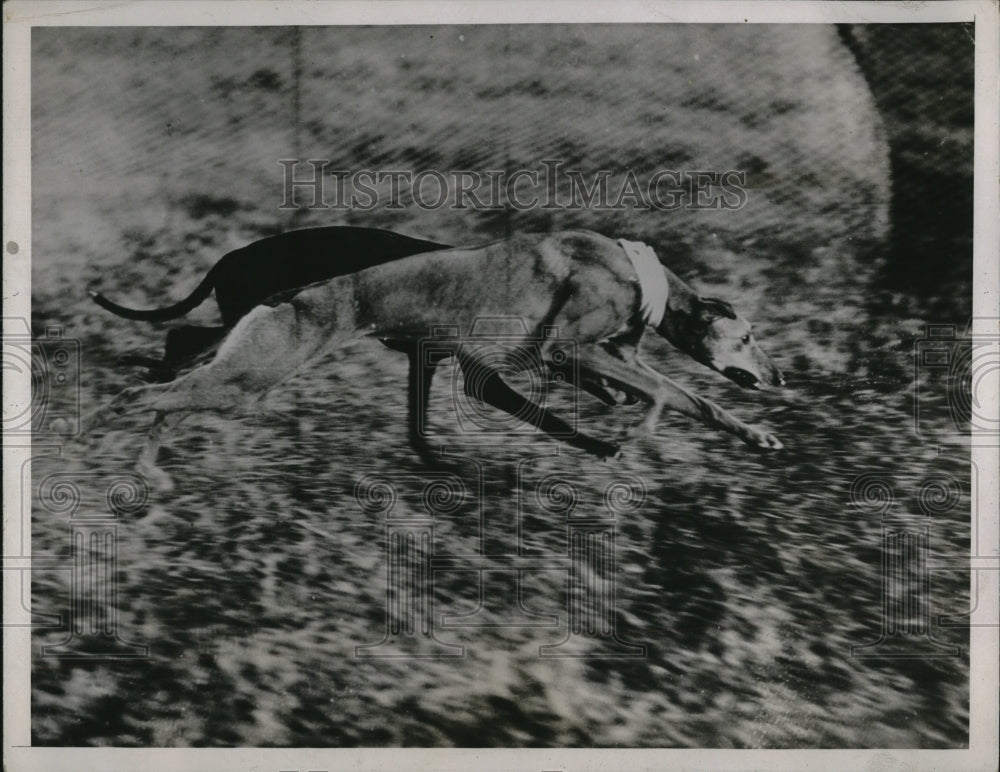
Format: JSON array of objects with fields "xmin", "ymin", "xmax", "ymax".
[{"xmin": 655, "ymin": 265, "xmax": 701, "ymax": 345}]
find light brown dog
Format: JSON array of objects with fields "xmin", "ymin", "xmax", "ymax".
[{"xmin": 90, "ymin": 230, "xmax": 784, "ymax": 486}]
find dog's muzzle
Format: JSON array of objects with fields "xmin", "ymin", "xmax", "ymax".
[
  {"xmin": 723, "ymin": 367, "xmax": 762, "ymax": 390},
  {"xmin": 723, "ymin": 366, "xmax": 784, "ymax": 390}
]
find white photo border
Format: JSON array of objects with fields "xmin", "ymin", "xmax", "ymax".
[{"xmin": 4, "ymin": 2, "xmax": 998, "ymax": 770}]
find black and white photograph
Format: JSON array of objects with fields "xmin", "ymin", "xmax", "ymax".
[{"xmin": 3, "ymin": 1, "xmax": 998, "ymax": 770}]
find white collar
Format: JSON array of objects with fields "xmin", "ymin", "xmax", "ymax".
[{"xmin": 618, "ymin": 239, "xmax": 669, "ymax": 328}]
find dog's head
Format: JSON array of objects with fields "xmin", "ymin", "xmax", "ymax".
[{"xmin": 663, "ymin": 296, "xmax": 785, "ymax": 390}]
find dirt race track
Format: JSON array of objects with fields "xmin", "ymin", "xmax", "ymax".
[{"xmin": 28, "ymin": 24, "xmax": 973, "ymax": 747}]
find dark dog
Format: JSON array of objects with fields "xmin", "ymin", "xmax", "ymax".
[
  {"xmin": 92, "ymin": 226, "xmax": 449, "ymax": 379},
  {"xmin": 91, "ymin": 230, "xmax": 785, "ymax": 489}
]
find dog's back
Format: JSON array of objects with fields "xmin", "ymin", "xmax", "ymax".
[
  {"xmin": 210, "ymin": 226, "xmax": 448, "ymax": 323},
  {"xmin": 287, "ymin": 230, "xmax": 640, "ymax": 345}
]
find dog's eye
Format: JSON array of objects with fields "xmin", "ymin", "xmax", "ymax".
[{"xmin": 741, "ymin": 334, "xmax": 751, "ymax": 345}]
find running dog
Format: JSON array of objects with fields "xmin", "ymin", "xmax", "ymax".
[
  {"xmin": 92, "ymin": 226, "xmax": 449, "ymax": 380},
  {"xmin": 89, "ymin": 230, "xmax": 785, "ymax": 487}
]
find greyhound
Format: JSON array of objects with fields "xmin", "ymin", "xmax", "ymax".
[
  {"xmin": 91, "ymin": 226, "xmax": 449, "ymax": 380},
  {"xmin": 89, "ymin": 230, "xmax": 785, "ymax": 488}
]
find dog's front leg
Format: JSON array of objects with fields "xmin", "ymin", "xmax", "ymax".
[
  {"xmin": 631, "ymin": 358, "xmax": 784, "ymax": 447},
  {"xmin": 405, "ymin": 347, "xmax": 445, "ymax": 463},
  {"xmin": 80, "ymin": 382, "xmax": 171, "ymax": 433},
  {"xmin": 573, "ymin": 348, "xmax": 782, "ymax": 450},
  {"xmin": 457, "ymin": 353, "xmax": 620, "ymax": 460}
]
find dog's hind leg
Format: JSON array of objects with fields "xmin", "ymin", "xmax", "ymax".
[
  {"xmin": 93, "ymin": 291, "xmax": 358, "ymax": 487},
  {"xmin": 163, "ymin": 325, "xmax": 228, "ymax": 366},
  {"xmin": 82, "ymin": 382, "xmax": 173, "ymax": 433},
  {"xmin": 117, "ymin": 327, "xmax": 229, "ymax": 383},
  {"xmin": 135, "ymin": 411, "xmax": 177, "ymax": 492},
  {"xmin": 115, "ymin": 355, "xmax": 178, "ymax": 383},
  {"xmin": 145, "ymin": 300, "xmax": 344, "ymax": 419},
  {"xmin": 77, "ymin": 382, "xmax": 179, "ymax": 490}
]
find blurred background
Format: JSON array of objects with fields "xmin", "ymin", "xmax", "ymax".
[{"xmin": 30, "ymin": 24, "xmax": 973, "ymax": 747}]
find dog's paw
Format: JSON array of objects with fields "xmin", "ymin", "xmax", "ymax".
[{"xmin": 749, "ymin": 430, "xmax": 783, "ymax": 451}]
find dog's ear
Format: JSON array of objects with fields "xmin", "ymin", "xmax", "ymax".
[{"xmin": 696, "ymin": 296, "xmax": 737, "ymax": 322}]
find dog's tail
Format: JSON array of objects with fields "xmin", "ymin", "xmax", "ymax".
[{"xmin": 90, "ymin": 270, "xmax": 215, "ymax": 322}]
